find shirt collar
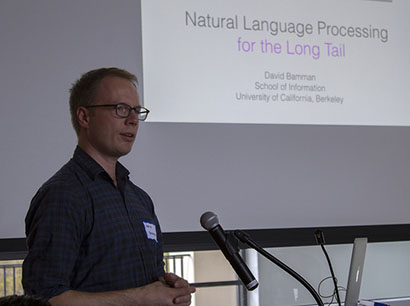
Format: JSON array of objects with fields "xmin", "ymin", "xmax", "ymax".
[{"xmin": 73, "ymin": 146, "xmax": 130, "ymax": 182}]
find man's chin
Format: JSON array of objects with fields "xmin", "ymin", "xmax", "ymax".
[{"xmin": 116, "ymin": 145, "xmax": 134, "ymax": 158}]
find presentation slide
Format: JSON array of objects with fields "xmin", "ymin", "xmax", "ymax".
[
  {"xmin": 141, "ymin": 0, "xmax": 409, "ymax": 126},
  {"xmin": 1, "ymin": 0, "xmax": 410, "ymax": 239}
]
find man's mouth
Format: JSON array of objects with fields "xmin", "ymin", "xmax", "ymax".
[{"xmin": 120, "ymin": 132, "xmax": 135, "ymax": 139}]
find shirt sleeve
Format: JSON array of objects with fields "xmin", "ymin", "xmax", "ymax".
[{"xmin": 22, "ymin": 181, "xmax": 87, "ymax": 300}]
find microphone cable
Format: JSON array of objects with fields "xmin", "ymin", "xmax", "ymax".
[
  {"xmin": 318, "ymin": 276, "xmax": 346, "ymax": 306},
  {"xmin": 315, "ymin": 229, "xmax": 342, "ymax": 306}
]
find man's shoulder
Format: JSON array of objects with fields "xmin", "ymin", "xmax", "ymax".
[
  {"xmin": 44, "ymin": 158, "xmax": 83, "ymax": 186},
  {"xmin": 34, "ymin": 159, "xmax": 90, "ymax": 205},
  {"xmin": 26, "ymin": 159, "xmax": 92, "ymax": 231}
]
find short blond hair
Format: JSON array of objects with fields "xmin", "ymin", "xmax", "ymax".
[{"xmin": 69, "ymin": 67, "xmax": 138, "ymax": 135}]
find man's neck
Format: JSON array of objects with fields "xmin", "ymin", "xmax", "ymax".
[{"xmin": 77, "ymin": 142, "xmax": 119, "ymax": 187}]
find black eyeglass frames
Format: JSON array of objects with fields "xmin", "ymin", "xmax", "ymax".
[{"xmin": 84, "ymin": 103, "xmax": 150, "ymax": 121}]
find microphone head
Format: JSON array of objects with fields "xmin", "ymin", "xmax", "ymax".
[{"xmin": 200, "ymin": 211, "xmax": 219, "ymax": 230}]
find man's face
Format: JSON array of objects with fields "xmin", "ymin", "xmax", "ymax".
[{"xmin": 83, "ymin": 76, "xmax": 140, "ymax": 160}]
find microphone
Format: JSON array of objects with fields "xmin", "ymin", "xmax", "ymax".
[{"xmin": 200, "ymin": 211, "xmax": 259, "ymax": 291}]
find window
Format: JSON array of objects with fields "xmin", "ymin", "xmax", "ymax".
[{"xmin": 0, "ymin": 260, "xmax": 23, "ymax": 296}]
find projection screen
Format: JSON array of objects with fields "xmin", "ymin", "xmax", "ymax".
[{"xmin": 0, "ymin": 0, "xmax": 409, "ymax": 239}]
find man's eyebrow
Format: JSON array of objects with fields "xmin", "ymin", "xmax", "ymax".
[{"xmin": 117, "ymin": 102, "xmax": 142, "ymax": 108}]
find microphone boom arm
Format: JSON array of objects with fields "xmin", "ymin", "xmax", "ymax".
[{"xmin": 234, "ymin": 230, "xmax": 324, "ymax": 306}]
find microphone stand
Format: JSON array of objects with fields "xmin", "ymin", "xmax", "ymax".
[{"xmin": 233, "ymin": 230, "xmax": 324, "ymax": 306}]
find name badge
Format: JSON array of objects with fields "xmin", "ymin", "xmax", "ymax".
[{"xmin": 143, "ymin": 221, "xmax": 158, "ymax": 243}]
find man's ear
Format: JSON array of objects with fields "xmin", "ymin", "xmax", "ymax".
[{"xmin": 77, "ymin": 106, "xmax": 90, "ymax": 129}]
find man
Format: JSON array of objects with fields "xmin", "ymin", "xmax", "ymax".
[{"xmin": 22, "ymin": 68, "xmax": 195, "ymax": 305}]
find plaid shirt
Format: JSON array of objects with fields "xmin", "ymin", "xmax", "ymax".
[{"xmin": 23, "ymin": 147, "xmax": 165, "ymax": 300}]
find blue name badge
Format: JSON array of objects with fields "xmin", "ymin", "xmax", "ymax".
[{"xmin": 143, "ymin": 221, "xmax": 158, "ymax": 243}]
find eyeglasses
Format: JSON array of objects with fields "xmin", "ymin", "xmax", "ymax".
[{"xmin": 84, "ymin": 103, "xmax": 150, "ymax": 121}]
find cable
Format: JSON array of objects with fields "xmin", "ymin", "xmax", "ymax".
[
  {"xmin": 318, "ymin": 276, "xmax": 346, "ymax": 306},
  {"xmin": 318, "ymin": 277, "xmax": 336, "ymax": 298},
  {"xmin": 315, "ymin": 230, "xmax": 342, "ymax": 306}
]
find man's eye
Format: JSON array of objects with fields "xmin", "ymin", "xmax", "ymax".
[{"xmin": 117, "ymin": 105, "xmax": 128, "ymax": 112}]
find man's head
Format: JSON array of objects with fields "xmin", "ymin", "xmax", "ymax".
[
  {"xmin": 69, "ymin": 67, "xmax": 138, "ymax": 136},
  {"xmin": 70, "ymin": 68, "xmax": 144, "ymax": 162},
  {"xmin": 0, "ymin": 295, "xmax": 50, "ymax": 306}
]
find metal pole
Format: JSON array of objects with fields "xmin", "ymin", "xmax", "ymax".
[
  {"xmin": 3, "ymin": 266, "xmax": 6, "ymax": 296},
  {"xmin": 13, "ymin": 267, "xmax": 16, "ymax": 294}
]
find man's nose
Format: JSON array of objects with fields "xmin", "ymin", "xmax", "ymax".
[{"xmin": 126, "ymin": 109, "xmax": 138, "ymax": 124}]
